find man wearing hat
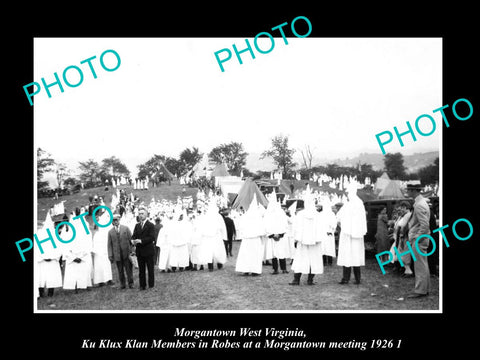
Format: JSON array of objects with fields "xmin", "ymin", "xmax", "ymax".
[
  {"xmin": 220, "ymin": 208, "xmax": 236, "ymax": 257},
  {"xmin": 108, "ymin": 213, "xmax": 134, "ymax": 289},
  {"xmin": 405, "ymin": 183, "xmax": 431, "ymax": 298}
]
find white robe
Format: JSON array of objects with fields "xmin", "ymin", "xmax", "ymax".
[
  {"xmin": 287, "ymin": 215, "xmax": 297, "ymax": 258},
  {"xmin": 336, "ymin": 196, "xmax": 367, "ymax": 267},
  {"xmin": 36, "ymin": 246, "xmax": 63, "ymax": 289},
  {"xmin": 262, "ymin": 236, "xmax": 274, "ymax": 261},
  {"xmin": 271, "ymin": 234, "xmax": 292, "ymax": 259},
  {"xmin": 263, "ymin": 201, "xmax": 291, "ymax": 260},
  {"xmin": 337, "ymin": 232, "xmax": 365, "ymax": 266},
  {"xmin": 291, "ymin": 208, "xmax": 324, "ymax": 274},
  {"xmin": 235, "ymin": 205, "xmax": 266, "ymax": 274},
  {"xmin": 91, "ymin": 228, "xmax": 113, "ymax": 284},
  {"xmin": 291, "ymin": 243, "xmax": 323, "ymax": 274},
  {"xmin": 197, "ymin": 208, "xmax": 228, "ymax": 265},
  {"xmin": 236, "ymin": 236, "xmax": 264, "ymax": 274},
  {"xmin": 35, "ymin": 214, "xmax": 63, "ymax": 289},
  {"xmin": 318, "ymin": 208, "xmax": 337, "ymax": 258},
  {"xmin": 63, "ymin": 229, "xmax": 93, "ymax": 290},
  {"xmin": 157, "ymin": 219, "xmax": 173, "ymax": 270},
  {"xmin": 189, "ymin": 218, "xmax": 206, "ymax": 265},
  {"xmin": 168, "ymin": 220, "xmax": 190, "ymax": 268}
]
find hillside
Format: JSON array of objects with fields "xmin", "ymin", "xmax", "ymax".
[
  {"xmin": 246, "ymin": 151, "xmax": 439, "ymax": 173},
  {"xmin": 42, "ymin": 151, "xmax": 439, "ymax": 189},
  {"xmin": 329, "ymin": 151, "xmax": 439, "ymax": 173}
]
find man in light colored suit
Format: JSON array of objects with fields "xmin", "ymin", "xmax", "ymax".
[
  {"xmin": 406, "ymin": 183, "xmax": 431, "ymax": 298},
  {"xmin": 108, "ymin": 214, "xmax": 133, "ymax": 289}
]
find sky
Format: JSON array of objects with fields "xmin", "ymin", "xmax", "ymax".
[{"xmin": 34, "ymin": 37, "xmax": 442, "ymax": 178}]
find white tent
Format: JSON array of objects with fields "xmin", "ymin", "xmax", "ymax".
[
  {"xmin": 375, "ymin": 172, "xmax": 391, "ymax": 193},
  {"xmin": 190, "ymin": 153, "xmax": 215, "ymax": 179},
  {"xmin": 378, "ymin": 180, "xmax": 405, "ymax": 199}
]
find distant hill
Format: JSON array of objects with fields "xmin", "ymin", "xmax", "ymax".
[
  {"xmin": 329, "ymin": 151, "xmax": 439, "ymax": 173},
  {"xmin": 245, "ymin": 151, "xmax": 439, "ymax": 173}
]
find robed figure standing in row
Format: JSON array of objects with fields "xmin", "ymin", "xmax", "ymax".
[{"xmin": 337, "ymin": 182, "xmax": 367, "ymax": 285}]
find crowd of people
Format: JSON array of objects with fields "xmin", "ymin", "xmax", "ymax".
[
  {"xmin": 36, "ymin": 180, "xmax": 437, "ymax": 303},
  {"xmin": 375, "ymin": 189, "xmax": 440, "ymax": 284}
]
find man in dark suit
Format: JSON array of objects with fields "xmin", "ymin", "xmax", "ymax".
[
  {"xmin": 153, "ymin": 217, "xmax": 163, "ymax": 265},
  {"xmin": 220, "ymin": 208, "xmax": 236, "ymax": 257},
  {"xmin": 108, "ymin": 214, "xmax": 134, "ymax": 289},
  {"xmin": 131, "ymin": 207, "xmax": 156, "ymax": 290}
]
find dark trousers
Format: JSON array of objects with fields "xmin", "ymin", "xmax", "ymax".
[
  {"xmin": 39, "ymin": 287, "xmax": 55, "ymax": 297},
  {"xmin": 427, "ymin": 233, "xmax": 439, "ymax": 276},
  {"xmin": 138, "ymin": 255, "xmax": 155, "ymax": 289},
  {"xmin": 272, "ymin": 258, "xmax": 287, "ymax": 271},
  {"xmin": 323, "ymin": 255, "xmax": 333, "ymax": 265},
  {"xmin": 290, "ymin": 272, "xmax": 315, "ymax": 285},
  {"xmin": 223, "ymin": 240, "xmax": 233, "ymax": 256},
  {"xmin": 342, "ymin": 266, "xmax": 361, "ymax": 283},
  {"xmin": 154, "ymin": 246, "xmax": 160, "ymax": 266},
  {"xmin": 116, "ymin": 258, "xmax": 133, "ymax": 287},
  {"xmin": 208, "ymin": 262, "xmax": 223, "ymax": 270}
]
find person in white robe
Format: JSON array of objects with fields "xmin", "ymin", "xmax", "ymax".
[
  {"xmin": 157, "ymin": 213, "xmax": 173, "ymax": 272},
  {"xmin": 336, "ymin": 182, "xmax": 367, "ymax": 285},
  {"xmin": 289, "ymin": 188, "xmax": 324, "ymax": 285},
  {"xmin": 189, "ymin": 212, "xmax": 207, "ymax": 270},
  {"xmin": 262, "ymin": 235, "xmax": 274, "ymax": 263},
  {"xmin": 91, "ymin": 211, "xmax": 113, "ymax": 285},
  {"xmin": 197, "ymin": 202, "xmax": 228, "ymax": 271},
  {"xmin": 235, "ymin": 195, "xmax": 266, "ymax": 276},
  {"xmin": 168, "ymin": 210, "xmax": 191, "ymax": 271},
  {"xmin": 263, "ymin": 191, "xmax": 290, "ymax": 274},
  {"xmin": 36, "ymin": 212, "xmax": 63, "ymax": 297},
  {"xmin": 62, "ymin": 221, "xmax": 93, "ymax": 292},
  {"xmin": 258, "ymin": 205, "xmax": 273, "ymax": 264},
  {"xmin": 318, "ymin": 196, "xmax": 337, "ymax": 266},
  {"xmin": 286, "ymin": 201, "xmax": 298, "ymax": 259}
]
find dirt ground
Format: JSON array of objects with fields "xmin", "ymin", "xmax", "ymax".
[
  {"xmin": 37, "ymin": 241, "xmax": 439, "ymax": 312},
  {"xmin": 36, "ymin": 184, "xmax": 439, "ymax": 312}
]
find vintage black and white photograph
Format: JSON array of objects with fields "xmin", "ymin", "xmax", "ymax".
[{"xmin": 33, "ymin": 37, "xmax": 442, "ymax": 312}]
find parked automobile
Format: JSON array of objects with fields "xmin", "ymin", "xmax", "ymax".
[{"xmin": 363, "ymin": 198, "xmax": 414, "ymax": 244}]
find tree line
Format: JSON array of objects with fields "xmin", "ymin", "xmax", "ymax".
[{"xmin": 37, "ymin": 134, "xmax": 439, "ymax": 196}]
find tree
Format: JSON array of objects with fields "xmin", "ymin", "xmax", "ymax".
[
  {"xmin": 416, "ymin": 157, "xmax": 439, "ymax": 185},
  {"xmin": 299, "ymin": 145, "xmax": 314, "ymax": 169},
  {"xmin": 209, "ymin": 141, "xmax": 248, "ymax": 176},
  {"xmin": 261, "ymin": 135, "xmax": 296, "ymax": 177},
  {"xmin": 137, "ymin": 154, "xmax": 176, "ymax": 183},
  {"xmin": 137, "ymin": 154, "xmax": 165, "ymax": 180},
  {"xmin": 78, "ymin": 159, "xmax": 101, "ymax": 185},
  {"xmin": 325, "ymin": 163, "xmax": 341, "ymax": 179},
  {"xmin": 100, "ymin": 156, "xmax": 130, "ymax": 182},
  {"xmin": 241, "ymin": 168, "xmax": 255, "ymax": 178},
  {"xmin": 164, "ymin": 157, "xmax": 184, "ymax": 177},
  {"xmin": 255, "ymin": 170, "xmax": 271, "ymax": 180},
  {"xmin": 383, "ymin": 152, "xmax": 407, "ymax": 179},
  {"xmin": 37, "ymin": 148, "xmax": 55, "ymax": 191},
  {"xmin": 55, "ymin": 163, "xmax": 69, "ymax": 189},
  {"xmin": 357, "ymin": 163, "xmax": 382, "ymax": 184},
  {"xmin": 64, "ymin": 177, "xmax": 77, "ymax": 186},
  {"xmin": 179, "ymin": 147, "xmax": 202, "ymax": 173}
]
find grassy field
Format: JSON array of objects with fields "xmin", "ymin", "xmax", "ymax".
[
  {"xmin": 36, "ymin": 181, "xmax": 439, "ymax": 311},
  {"xmin": 37, "ymin": 182, "xmax": 200, "ymax": 226},
  {"xmin": 36, "ymin": 243, "xmax": 439, "ymax": 311}
]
